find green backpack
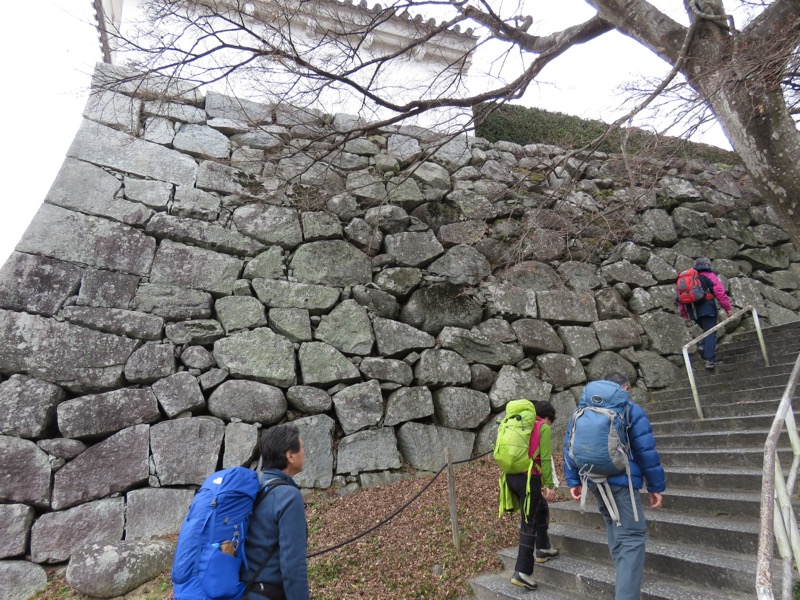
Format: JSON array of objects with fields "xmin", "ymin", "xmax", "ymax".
[{"xmin": 493, "ymin": 399, "xmax": 537, "ymax": 474}]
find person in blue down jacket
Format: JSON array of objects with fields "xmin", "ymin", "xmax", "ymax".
[
  {"xmin": 563, "ymin": 373, "xmax": 666, "ymax": 600},
  {"xmin": 243, "ymin": 424, "xmax": 309, "ymax": 600}
]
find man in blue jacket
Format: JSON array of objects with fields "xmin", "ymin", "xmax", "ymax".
[
  {"xmin": 243, "ymin": 424, "xmax": 309, "ymax": 600},
  {"xmin": 563, "ymin": 373, "xmax": 665, "ymax": 600}
]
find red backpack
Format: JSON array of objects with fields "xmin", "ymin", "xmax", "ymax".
[{"xmin": 676, "ymin": 268, "xmax": 713, "ymax": 305}]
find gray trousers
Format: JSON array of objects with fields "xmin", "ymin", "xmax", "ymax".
[{"xmin": 590, "ymin": 483, "xmax": 648, "ymax": 600}]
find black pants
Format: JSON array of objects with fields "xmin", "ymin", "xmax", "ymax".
[
  {"xmin": 247, "ymin": 582, "xmax": 286, "ymax": 600},
  {"xmin": 506, "ymin": 472, "xmax": 543, "ymax": 575},
  {"xmin": 536, "ymin": 497, "xmax": 551, "ymax": 551}
]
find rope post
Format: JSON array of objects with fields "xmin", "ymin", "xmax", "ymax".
[{"xmin": 445, "ymin": 447, "xmax": 460, "ymax": 551}]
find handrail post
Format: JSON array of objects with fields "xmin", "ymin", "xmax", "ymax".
[
  {"xmin": 757, "ymin": 352, "xmax": 800, "ymax": 599},
  {"xmin": 681, "ymin": 305, "xmax": 764, "ymax": 421},
  {"xmin": 784, "ymin": 409, "xmax": 800, "ymax": 493},
  {"xmin": 758, "ymin": 425, "xmax": 778, "ymax": 599},
  {"xmin": 682, "ymin": 347, "xmax": 704, "ymax": 420},
  {"xmin": 751, "ymin": 308, "xmax": 770, "ymax": 367}
]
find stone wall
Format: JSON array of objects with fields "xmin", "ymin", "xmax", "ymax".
[{"xmin": 2, "ymin": 63, "xmax": 799, "ymax": 592}]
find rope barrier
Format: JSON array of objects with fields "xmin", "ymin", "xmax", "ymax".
[{"xmin": 307, "ymin": 450, "xmax": 492, "ymax": 558}]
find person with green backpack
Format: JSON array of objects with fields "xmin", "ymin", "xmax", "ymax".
[
  {"xmin": 494, "ymin": 399, "xmax": 558, "ymax": 591},
  {"xmin": 531, "ymin": 401, "xmax": 560, "ymax": 565}
]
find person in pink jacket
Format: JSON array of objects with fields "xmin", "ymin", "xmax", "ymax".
[{"xmin": 679, "ymin": 257, "xmax": 732, "ymax": 369}]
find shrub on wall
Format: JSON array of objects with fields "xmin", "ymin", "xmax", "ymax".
[{"xmin": 473, "ymin": 103, "xmax": 739, "ymax": 165}]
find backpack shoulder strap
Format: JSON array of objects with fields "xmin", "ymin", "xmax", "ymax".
[
  {"xmin": 253, "ymin": 478, "xmax": 288, "ymax": 511},
  {"xmin": 528, "ymin": 418, "xmax": 543, "ymax": 461},
  {"xmin": 698, "ymin": 273, "xmax": 714, "ymax": 291}
]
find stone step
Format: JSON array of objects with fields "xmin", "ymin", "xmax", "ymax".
[
  {"xmin": 723, "ymin": 318, "xmax": 800, "ymax": 337},
  {"xmin": 656, "ymin": 487, "xmax": 765, "ymax": 519},
  {"xmin": 505, "ymin": 524, "xmax": 763, "ymax": 595},
  {"xmin": 717, "ymin": 335, "xmax": 800, "ymax": 358},
  {"xmin": 717, "ymin": 324, "xmax": 800, "ymax": 352},
  {"xmin": 678, "ymin": 350, "xmax": 800, "ymax": 372},
  {"xmin": 659, "ymin": 446, "xmax": 790, "ymax": 469},
  {"xmin": 647, "ymin": 397, "xmax": 791, "ymax": 423},
  {"xmin": 663, "ymin": 466, "xmax": 763, "ymax": 493},
  {"xmin": 549, "ymin": 500, "xmax": 760, "ymax": 554},
  {"xmin": 663, "ymin": 354, "xmax": 795, "ymax": 384},
  {"xmin": 651, "ymin": 413, "xmax": 779, "ymax": 434},
  {"xmin": 707, "ymin": 353, "xmax": 772, "ymax": 371},
  {"xmin": 676, "ymin": 362, "xmax": 794, "ymax": 394},
  {"xmin": 684, "ymin": 340, "xmax": 797, "ymax": 366},
  {"xmin": 716, "ymin": 344, "xmax": 798, "ymax": 366},
  {"xmin": 473, "ymin": 556, "xmax": 756, "ymax": 600},
  {"xmin": 720, "ymin": 321, "xmax": 800, "ymax": 350},
  {"xmin": 734, "ymin": 320, "xmax": 800, "ymax": 336},
  {"xmin": 470, "ymin": 571, "xmax": 575, "ymax": 600},
  {"xmin": 727, "ymin": 346, "xmax": 798, "ymax": 364},
  {"xmin": 709, "ymin": 356, "xmax": 793, "ymax": 377},
  {"xmin": 651, "ymin": 373, "xmax": 792, "ymax": 404},
  {"xmin": 655, "ymin": 428, "xmax": 779, "ymax": 449}
]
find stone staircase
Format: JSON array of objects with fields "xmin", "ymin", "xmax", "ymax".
[{"xmin": 470, "ymin": 319, "xmax": 800, "ymax": 600}]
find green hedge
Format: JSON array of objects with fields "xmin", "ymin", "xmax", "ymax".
[{"xmin": 473, "ymin": 103, "xmax": 739, "ymax": 165}]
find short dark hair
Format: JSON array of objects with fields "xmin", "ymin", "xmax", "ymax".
[
  {"xmin": 604, "ymin": 372, "xmax": 631, "ymax": 387},
  {"xmin": 535, "ymin": 400, "xmax": 556, "ymax": 422},
  {"xmin": 259, "ymin": 423, "xmax": 301, "ymax": 470}
]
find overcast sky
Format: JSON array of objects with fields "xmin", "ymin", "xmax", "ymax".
[
  {"xmin": 0, "ymin": 0, "xmax": 734, "ymax": 268},
  {"xmin": 0, "ymin": 1, "xmax": 98, "ymax": 267}
]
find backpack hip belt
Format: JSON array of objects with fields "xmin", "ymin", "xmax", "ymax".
[{"xmin": 578, "ymin": 466, "xmax": 639, "ymax": 525}]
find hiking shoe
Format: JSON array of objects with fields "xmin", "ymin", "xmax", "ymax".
[
  {"xmin": 535, "ymin": 547, "xmax": 560, "ymax": 563},
  {"xmin": 511, "ymin": 571, "xmax": 538, "ymax": 590}
]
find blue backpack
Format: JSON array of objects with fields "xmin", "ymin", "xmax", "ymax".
[
  {"xmin": 171, "ymin": 466, "xmax": 286, "ymax": 600},
  {"xmin": 565, "ymin": 380, "xmax": 639, "ymax": 523}
]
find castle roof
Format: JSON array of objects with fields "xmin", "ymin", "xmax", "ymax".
[{"xmin": 94, "ymin": 0, "xmax": 476, "ymax": 67}]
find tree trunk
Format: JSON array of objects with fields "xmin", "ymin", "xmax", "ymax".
[
  {"xmin": 679, "ymin": 2, "xmax": 800, "ymax": 249},
  {"xmin": 592, "ymin": 0, "xmax": 800, "ymax": 248},
  {"xmin": 708, "ymin": 83, "xmax": 800, "ymax": 248}
]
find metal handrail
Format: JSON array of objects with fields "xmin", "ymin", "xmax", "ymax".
[
  {"xmin": 681, "ymin": 305, "xmax": 769, "ymax": 419},
  {"xmin": 757, "ymin": 352, "xmax": 800, "ymax": 600}
]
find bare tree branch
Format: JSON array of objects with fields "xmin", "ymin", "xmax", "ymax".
[
  {"xmin": 574, "ymin": 17, "xmax": 701, "ymax": 159},
  {"xmin": 742, "ymin": 0, "xmax": 800, "ymax": 40},
  {"xmin": 460, "ymin": 7, "xmax": 613, "ymax": 54},
  {"xmin": 584, "ymin": 0, "xmax": 688, "ymax": 64}
]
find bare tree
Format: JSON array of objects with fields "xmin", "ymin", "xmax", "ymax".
[{"xmin": 106, "ymin": 0, "xmax": 800, "ymax": 245}]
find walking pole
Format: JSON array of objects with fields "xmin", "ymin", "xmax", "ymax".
[{"xmin": 445, "ymin": 447, "xmax": 460, "ymax": 551}]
